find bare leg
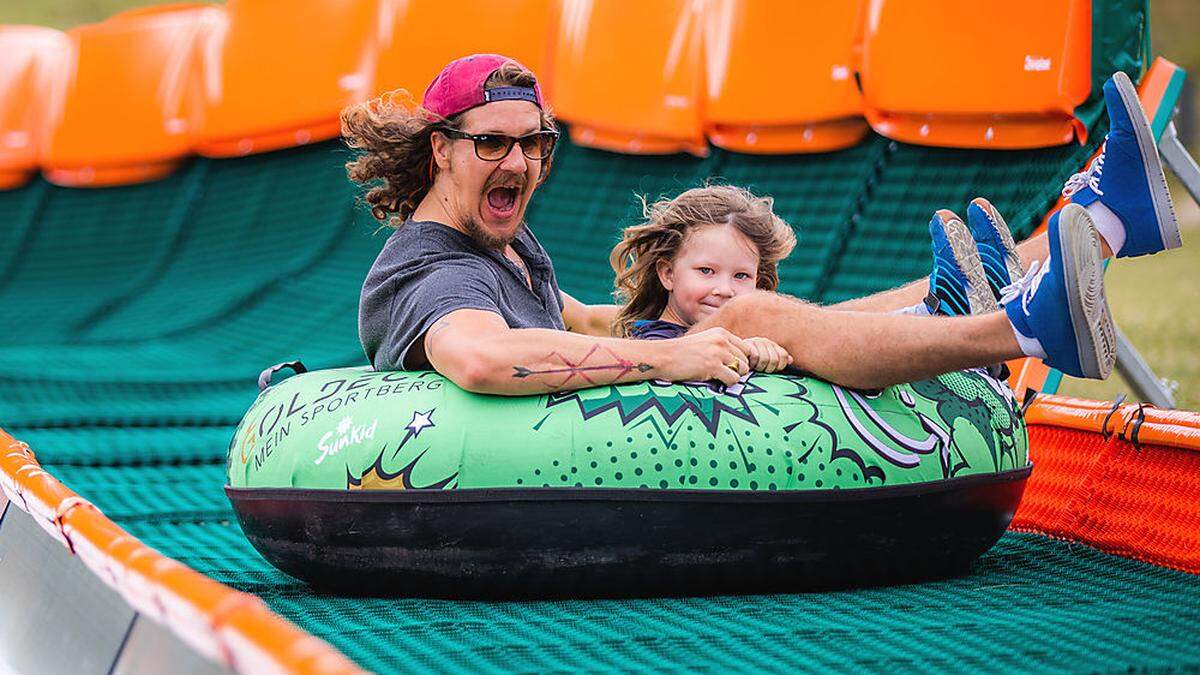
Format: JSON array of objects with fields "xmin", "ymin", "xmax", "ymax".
[
  {"xmin": 830, "ymin": 231, "xmax": 1053, "ymax": 313},
  {"xmin": 694, "ymin": 291, "xmax": 1020, "ymax": 389}
]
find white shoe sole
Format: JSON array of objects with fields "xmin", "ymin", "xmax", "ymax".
[
  {"xmin": 1112, "ymin": 71, "xmax": 1182, "ymax": 253},
  {"xmin": 939, "ymin": 210, "xmax": 998, "ymax": 314},
  {"xmin": 1058, "ymin": 204, "xmax": 1116, "ymax": 379},
  {"xmin": 970, "ymin": 197, "xmax": 1025, "ymax": 282}
]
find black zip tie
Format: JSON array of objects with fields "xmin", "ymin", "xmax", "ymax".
[
  {"xmin": 1020, "ymin": 388, "xmax": 1039, "ymax": 416},
  {"xmin": 1101, "ymin": 393, "xmax": 1128, "ymax": 439},
  {"xmin": 1126, "ymin": 402, "xmax": 1152, "ymax": 449}
]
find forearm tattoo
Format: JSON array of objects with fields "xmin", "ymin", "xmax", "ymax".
[{"xmin": 512, "ymin": 344, "xmax": 652, "ymax": 388}]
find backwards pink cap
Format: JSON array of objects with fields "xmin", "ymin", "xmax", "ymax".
[{"xmin": 422, "ymin": 53, "xmax": 545, "ymax": 119}]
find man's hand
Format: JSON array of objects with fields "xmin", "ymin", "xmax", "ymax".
[
  {"xmin": 745, "ymin": 336, "xmax": 792, "ymax": 373},
  {"xmin": 662, "ymin": 327, "xmax": 752, "ymax": 386}
]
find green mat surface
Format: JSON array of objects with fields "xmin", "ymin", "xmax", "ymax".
[
  {"xmin": 41, "ymin": 459, "xmax": 1200, "ymax": 673},
  {"xmin": 41, "ymin": 475, "xmax": 1200, "ymax": 674},
  {"xmin": 251, "ymin": 533, "xmax": 1199, "ymax": 673},
  {"xmin": 7, "ymin": 121, "xmax": 1187, "ymax": 671},
  {"xmin": 8, "ymin": 123, "xmax": 1190, "ymax": 673},
  {"xmin": 7, "ymin": 3, "xmax": 1195, "ymax": 669}
]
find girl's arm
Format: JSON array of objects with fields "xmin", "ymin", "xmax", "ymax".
[{"xmin": 561, "ymin": 291, "xmax": 621, "ymax": 337}]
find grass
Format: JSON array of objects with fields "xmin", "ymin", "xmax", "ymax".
[{"xmin": 1058, "ymin": 207, "xmax": 1200, "ymax": 410}]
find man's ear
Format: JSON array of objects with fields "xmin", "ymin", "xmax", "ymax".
[
  {"xmin": 430, "ymin": 130, "xmax": 452, "ymax": 171},
  {"xmin": 656, "ymin": 258, "xmax": 674, "ymax": 291}
]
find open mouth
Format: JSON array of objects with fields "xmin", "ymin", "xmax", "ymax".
[{"xmin": 485, "ymin": 186, "xmax": 519, "ymax": 218}]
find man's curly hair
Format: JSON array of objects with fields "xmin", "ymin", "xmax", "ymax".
[{"xmin": 340, "ymin": 62, "xmax": 557, "ymax": 228}]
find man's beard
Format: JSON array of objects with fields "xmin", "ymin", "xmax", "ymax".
[{"xmin": 463, "ymin": 215, "xmax": 526, "ymax": 250}]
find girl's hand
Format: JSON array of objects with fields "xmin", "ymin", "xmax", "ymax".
[{"xmin": 745, "ymin": 337, "xmax": 793, "ymax": 373}]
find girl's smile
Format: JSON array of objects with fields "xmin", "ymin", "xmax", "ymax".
[{"xmin": 657, "ymin": 224, "xmax": 760, "ymax": 326}]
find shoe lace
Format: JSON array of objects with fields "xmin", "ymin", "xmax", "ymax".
[
  {"xmin": 1062, "ymin": 144, "xmax": 1105, "ymax": 198},
  {"xmin": 998, "ymin": 259, "xmax": 1047, "ymax": 314}
]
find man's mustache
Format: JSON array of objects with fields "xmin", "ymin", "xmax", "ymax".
[{"xmin": 484, "ymin": 173, "xmax": 528, "ymax": 191}]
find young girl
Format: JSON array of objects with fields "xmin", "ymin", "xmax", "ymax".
[{"xmin": 609, "ymin": 184, "xmax": 797, "ymax": 373}]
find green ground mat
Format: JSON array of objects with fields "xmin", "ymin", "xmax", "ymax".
[
  {"xmin": 823, "ymin": 120, "xmax": 1108, "ymax": 304},
  {"xmin": 6, "ymin": 5, "xmax": 1186, "ymax": 670},
  {"xmin": 252, "ymin": 534, "xmax": 1199, "ymax": 673},
  {"xmin": 80, "ymin": 147, "xmax": 358, "ymax": 342},
  {"xmin": 0, "ymin": 169, "xmax": 198, "ymax": 345},
  {"xmin": 16, "ymin": 426, "xmax": 232, "ymax": 466},
  {"xmin": 38, "ymin": 458, "xmax": 1200, "ymax": 673}
]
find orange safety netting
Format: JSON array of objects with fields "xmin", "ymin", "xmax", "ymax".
[{"xmin": 1014, "ymin": 395, "xmax": 1200, "ymax": 574}]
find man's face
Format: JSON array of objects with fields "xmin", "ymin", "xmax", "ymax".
[{"xmin": 432, "ymin": 100, "xmax": 545, "ymax": 249}]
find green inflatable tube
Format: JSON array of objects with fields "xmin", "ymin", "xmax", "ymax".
[{"xmin": 226, "ymin": 366, "xmax": 1031, "ymax": 596}]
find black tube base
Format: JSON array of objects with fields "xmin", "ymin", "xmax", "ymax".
[{"xmin": 227, "ymin": 467, "xmax": 1030, "ymax": 599}]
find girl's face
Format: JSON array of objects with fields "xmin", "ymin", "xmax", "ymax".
[{"xmin": 657, "ymin": 224, "xmax": 760, "ymax": 326}]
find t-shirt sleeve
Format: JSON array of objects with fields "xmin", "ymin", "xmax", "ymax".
[{"xmin": 364, "ymin": 256, "xmax": 504, "ymax": 370}]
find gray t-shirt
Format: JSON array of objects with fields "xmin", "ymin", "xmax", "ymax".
[{"xmin": 359, "ymin": 220, "xmax": 565, "ymax": 370}]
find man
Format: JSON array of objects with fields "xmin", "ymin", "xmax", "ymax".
[{"xmin": 346, "ymin": 54, "xmax": 1179, "ymax": 394}]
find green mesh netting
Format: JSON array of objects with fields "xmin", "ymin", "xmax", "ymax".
[
  {"xmin": 1075, "ymin": 0, "xmax": 1150, "ymax": 131},
  {"xmin": 0, "ymin": 168, "xmax": 198, "ymax": 345},
  {"xmin": 49, "ymin": 463, "xmax": 231, "ymax": 520},
  {"xmin": 4, "ymin": 5, "xmax": 1187, "ymax": 670},
  {"xmin": 17, "ymin": 426, "xmax": 231, "ymax": 466},
  {"xmin": 254, "ymin": 533, "xmax": 1200, "ymax": 673},
  {"xmin": 56, "ymin": 490, "xmax": 1200, "ymax": 673},
  {"xmin": 821, "ymin": 120, "xmax": 1108, "ymax": 304}
]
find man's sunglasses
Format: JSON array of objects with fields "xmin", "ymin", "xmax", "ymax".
[{"xmin": 438, "ymin": 128, "xmax": 559, "ymax": 161}]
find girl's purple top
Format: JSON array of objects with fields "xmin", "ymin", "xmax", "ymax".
[{"xmin": 631, "ymin": 319, "xmax": 688, "ymax": 340}]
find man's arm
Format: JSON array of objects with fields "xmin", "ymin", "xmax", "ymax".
[
  {"xmin": 560, "ymin": 291, "xmax": 621, "ymax": 337},
  {"xmin": 829, "ymin": 231, "xmax": 1050, "ymax": 313},
  {"xmin": 424, "ymin": 309, "xmax": 751, "ymax": 395}
]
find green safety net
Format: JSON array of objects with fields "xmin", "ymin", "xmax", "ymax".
[{"xmin": 5, "ymin": 0, "xmax": 1194, "ymax": 670}]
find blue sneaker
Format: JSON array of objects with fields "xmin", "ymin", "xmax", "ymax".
[
  {"xmin": 1062, "ymin": 71, "xmax": 1181, "ymax": 258},
  {"xmin": 1004, "ymin": 204, "xmax": 1115, "ymax": 379},
  {"xmin": 925, "ymin": 209, "xmax": 996, "ymax": 316},
  {"xmin": 966, "ymin": 197, "xmax": 1025, "ymax": 303}
]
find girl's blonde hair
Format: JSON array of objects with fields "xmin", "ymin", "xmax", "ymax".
[{"xmin": 609, "ymin": 184, "xmax": 797, "ymax": 336}]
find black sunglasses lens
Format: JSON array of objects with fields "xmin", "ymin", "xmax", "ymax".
[
  {"xmin": 473, "ymin": 135, "xmax": 511, "ymax": 160},
  {"xmin": 472, "ymin": 135, "xmax": 506, "ymax": 158},
  {"xmin": 520, "ymin": 133, "xmax": 555, "ymax": 159}
]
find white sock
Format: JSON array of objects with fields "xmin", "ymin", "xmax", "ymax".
[
  {"xmin": 1085, "ymin": 201, "xmax": 1125, "ymax": 256},
  {"xmin": 1010, "ymin": 323, "xmax": 1048, "ymax": 360},
  {"xmin": 896, "ymin": 302, "xmax": 932, "ymax": 317}
]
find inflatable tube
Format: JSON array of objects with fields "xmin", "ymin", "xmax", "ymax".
[{"xmin": 226, "ymin": 366, "xmax": 1030, "ymax": 597}]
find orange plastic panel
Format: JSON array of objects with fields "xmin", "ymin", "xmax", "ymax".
[
  {"xmin": 860, "ymin": 0, "xmax": 1091, "ymax": 149},
  {"xmin": 194, "ymin": 0, "xmax": 379, "ymax": 158},
  {"xmin": 703, "ymin": 0, "xmax": 868, "ymax": 154},
  {"xmin": 551, "ymin": 0, "xmax": 707, "ymax": 156},
  {"xmin": 0, "ymin": 26, "xmax": 70, "ymax": 189},
  {"xmin": 373, "ymin": 0, "xmax": 557, "ymax": 101},
  {"xmin": 42, "ymin": 6, "xmax": 221, "ymax": 187}
]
